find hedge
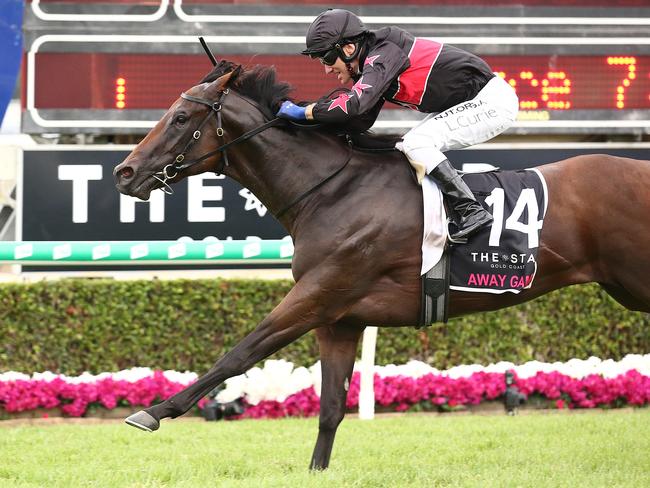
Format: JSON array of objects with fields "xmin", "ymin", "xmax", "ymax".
[{"xmin": 0, "ymin": 279, "xmax": 648, "ymax": 375}]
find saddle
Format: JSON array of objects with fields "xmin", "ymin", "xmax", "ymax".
[
  {"xmin": 343, "ymin": 131, "xmax": 402, "ymax": 152},
  {"xmin": 344, "ymin": 131, "xmax": 421, "ymax": 187}
]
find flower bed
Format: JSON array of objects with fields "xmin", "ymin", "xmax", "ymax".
[{"xmin": 2, "ymin": 355, "xmax": 649, "ymax": 419}]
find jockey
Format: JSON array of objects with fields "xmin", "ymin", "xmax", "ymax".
[{"xmin": 276, "ymin": 9, "xmax": 519, "ymax": 240}]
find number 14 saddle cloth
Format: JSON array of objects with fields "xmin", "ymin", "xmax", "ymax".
[
  {"xmin": 448, "ymin": 168, "xmax": 548, "ymax": 294},
  {"xmin": 419, "ymin": 166, "xmax": 547, "ymax": 325}
]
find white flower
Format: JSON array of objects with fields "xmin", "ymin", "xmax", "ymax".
[
  {"xmin": 3, "ymin": 353, "xmax": 650, "ymax": 404},
  {"xmin": 112, "ymin": 367, "xmax": 155, "ymax": 383},
  {"xmin": 162, "ymin": 370, "xmax": 198, "ymax": 385},
  {"xmin": 217, "ymin": 359, "xmax": 318, "ymax": 405},
  {"xmin": 0, "ymin": 371, "xmax": 30, "ymax": 381}
]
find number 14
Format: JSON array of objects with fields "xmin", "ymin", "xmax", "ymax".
[{"xmin": 485, "ymin": 188, "xmax": 543, "ymax": 248}]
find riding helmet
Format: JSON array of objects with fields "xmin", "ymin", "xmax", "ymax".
[{"xmin": 302, "ymin": 9, "xmax": 367, "ymax": 55}]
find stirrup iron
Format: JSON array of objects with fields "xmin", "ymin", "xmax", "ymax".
[{"xmin": 445, "ymin": 218, "xmax": 468, "ymax": 244}]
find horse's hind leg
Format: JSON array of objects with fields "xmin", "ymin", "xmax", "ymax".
[
  {"xmin": 602, "ymin": 257, "xmax": 650, "ymax": 313},
  {"xmin": 600, "ymin": 283, "xmax": 650, "ymax": 313},
  {"xmin": 309, "ymin": 324, "xmax": 364, "ymax": 471}
]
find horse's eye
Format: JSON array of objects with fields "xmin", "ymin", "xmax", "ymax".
[{"xmin": 174, "ymin": 114, "xmax": 188, "ymax": 126}]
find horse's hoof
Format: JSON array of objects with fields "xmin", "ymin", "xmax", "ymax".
[{"xmin": 125, "ymin": 410, "xmax": 159, "ymax": 432}]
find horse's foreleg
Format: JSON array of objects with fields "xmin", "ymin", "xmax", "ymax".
[
  {"xmin": 309, "ymin": 324, "xmax": 364, "ymax": 471},
  {"xmin": 127, "ymin": 280, "xmax": 351, "ymax": 431}
]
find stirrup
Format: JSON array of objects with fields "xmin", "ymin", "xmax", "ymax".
[
  {"xmin": 445, "ymin": 219, "xmax": 468, "ymax": 245},
  {"xmin": 448, "ymin": 212, "xmax": 493, "ymax": 241}
]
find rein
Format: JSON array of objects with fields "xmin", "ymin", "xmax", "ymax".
[
  {"xmin": 275, "ymin": 152, "xmax": 352, "ymax": 219},
  {"xmin": 153, "ymin": 89, "xmax": 285, "ymax": 193},
  {"xmin": 154, "ymin": 86, "xmax": 352, "ymax": 220}
]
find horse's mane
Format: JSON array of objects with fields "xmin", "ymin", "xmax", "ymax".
[
  {"xmin": 198, "ymin": 59, "xmax": 402, "ymax": 151},
  {"xmin": 200, "ymin": 60, "xmax": 292, "ymax": 120}
]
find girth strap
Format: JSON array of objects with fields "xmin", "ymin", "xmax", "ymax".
[{"xmin": 418, "ymin": 246, "xmax": 450, "ymax": 327}]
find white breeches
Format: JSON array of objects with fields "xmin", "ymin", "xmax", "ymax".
[{"xmin": 396, "ymin": 75, "xmax": 519, "ymax": 182}]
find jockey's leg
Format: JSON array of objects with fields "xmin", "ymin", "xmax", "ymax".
[
  {"xmin": 432, "ymin": 158, "xmax": 493, "ymax": 239},
  {"xmin": 397, "ymin": 135, "xmax": 492, "ymax": 239},
  {"xmin": 396, "ymin": 75, "xmax": 518, "ymax": 240}
]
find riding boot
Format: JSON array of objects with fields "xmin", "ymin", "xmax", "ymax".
[{"xmin": 429, "ymin": 159, "xmax": 493, "ymax": 240}]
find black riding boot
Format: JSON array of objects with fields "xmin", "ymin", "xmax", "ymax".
[{"xmin": 430, "ymin": 159, "xmax": 493, "ymax": 240}]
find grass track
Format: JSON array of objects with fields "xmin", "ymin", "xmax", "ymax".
[{"xmin": 1, "ymin": 409, "xmax": 649, "ymax": 487}]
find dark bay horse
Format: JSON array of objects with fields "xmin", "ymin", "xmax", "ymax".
[{"xmin": 113, "ymin": 61, "xmax": 650, "ymax": 470}]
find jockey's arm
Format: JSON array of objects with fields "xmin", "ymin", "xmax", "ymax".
[
  {"xmin": 309, "ymin": 42, "xmax": 408, "ymax": 124},
  {"xmin": 306, "ymin": 104, "xmax": 315, "ymax": 120},
  {"xmin": 283, "ymin": 100, "xmax": 383, "ymax": 134}
]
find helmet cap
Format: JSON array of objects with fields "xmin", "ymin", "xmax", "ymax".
[{"xmin": 302, "ymin": 9, "xmax": 367, "ymax": 55}]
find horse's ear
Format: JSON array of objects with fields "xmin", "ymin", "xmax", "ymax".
[
  {"xmin": 229, "ymin": 65, "xmax": 242, "ymax": 84},
  {"xmin": 205, "ymin": 66, "xmax": 242, "ymax": 96}
]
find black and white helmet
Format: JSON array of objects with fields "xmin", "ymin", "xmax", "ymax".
[{"xmin": 301, "ymin": 9, "xmax": 367, "ymax": 57}]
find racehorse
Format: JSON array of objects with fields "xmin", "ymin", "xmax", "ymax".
[{"xmin": 113, "ymin": 60, "xmax": 650, "ymax": 470}]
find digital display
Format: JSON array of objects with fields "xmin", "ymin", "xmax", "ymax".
[
  {"xmin": 488, "ymin": 55, "xmax": 646, "ymax": 111},
  {"xmin": 33, "ymin": 0, "xmax": 649, "ymax": 5},
  {"xmin": 33, "ymin": 53, "xmax": 650, "ymax": 111}
]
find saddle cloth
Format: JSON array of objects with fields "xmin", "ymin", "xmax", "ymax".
[
  {"xmin": 422, "ymin": 168, "xmax": 548, "ymax": 294},
  {"xmin": 420, "ymin": 175, "xmax": 447, "ymax": 275}
]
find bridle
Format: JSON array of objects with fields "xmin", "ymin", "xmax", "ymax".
[
  {"xmin": 151, "ymin": 82, "xmax": 352, "ymax": 219},
  {"xmin": 153, "ymin": 88, "xmax": 284, "ymax": 194}
]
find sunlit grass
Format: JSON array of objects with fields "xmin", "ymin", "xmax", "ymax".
[{"xmin": 1, "ymin": 409, "xmax": 649, "ymax": 487}]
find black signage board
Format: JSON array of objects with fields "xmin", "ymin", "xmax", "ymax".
[
  {"xmin": 20, "ymin": 148, "xmax": 288, "ymax": 271},
  {"xmin": 19, "ymin": 146, "xmax": 649, "ymax": 270}
]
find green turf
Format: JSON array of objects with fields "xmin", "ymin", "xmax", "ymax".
[{"xmin": 1, "ymin": 409, "xmax": 649, "ymax": 487}]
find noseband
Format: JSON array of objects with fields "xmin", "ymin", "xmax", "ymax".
[
  {"xmin": 153, "ymin": 88, "xmax": 284, "ymax": 193},
  {"xmin": 151, "ymin": 85, "xmax": 351, "ymax": 220}
]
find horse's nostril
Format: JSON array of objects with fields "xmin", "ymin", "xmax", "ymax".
[{"xmin": 118, "ymin": 166, "xmax": 135, "ymax": 180}]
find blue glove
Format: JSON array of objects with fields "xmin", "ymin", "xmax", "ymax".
[{"xmin": 276, "ymin": 101, "xmax": 307, "ymax": 121}]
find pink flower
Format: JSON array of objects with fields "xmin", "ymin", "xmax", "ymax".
[{"xmin": 2, "ymin": 365, "xmax": 650, "ymax": 419}]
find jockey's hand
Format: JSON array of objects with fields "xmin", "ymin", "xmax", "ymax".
[{"xmin": 276, "ymin": 101, "xmax": 307, "ymax": 121}]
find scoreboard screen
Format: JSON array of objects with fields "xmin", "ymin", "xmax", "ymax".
[
  {"xmin": 22, "ymin": 0, "xmax": 650, "ymax": 134},
  {"xmin": 30, "ymin": 0, "xmax": 650, "ymax": 6},
  {"xmin": 32, "ymin": 53, "xmax": 649, "ymax": 112}
]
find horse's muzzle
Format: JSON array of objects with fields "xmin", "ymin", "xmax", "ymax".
[
  {"xmin": 113, "ymin": 160, "xmax": 135, "ymax": 186},
  {"xmin": 115, "ymin": 164, "xmax": 134, "ymax": 182},
  {"xmin": 113, "ymin": 161, "xmax": 154, "ymax": 200}
]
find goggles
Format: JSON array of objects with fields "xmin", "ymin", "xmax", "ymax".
[{"xmin": 311, "ymin": 48, "xmax": 340, "ymax": 66}]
